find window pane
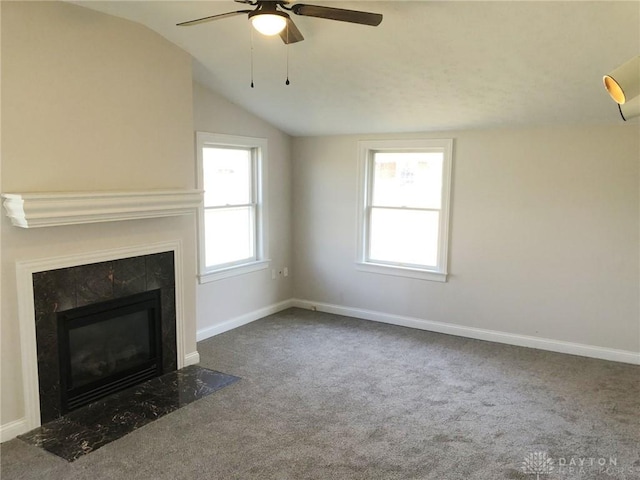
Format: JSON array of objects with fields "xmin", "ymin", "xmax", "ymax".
[
  {"xmin": 204, "ymin": 207, "xmax": 255, "ymax": 267},
  {"xmin": 203, "ymin": 147, "xmax": 252, "ymax": 207},
  {"xmin": 372, "ymin": 152, "xmax": 443, "ymax": 209},
  {"xmin": 369, "ymin": 208, "xmax": 439, "ymax": 267}
]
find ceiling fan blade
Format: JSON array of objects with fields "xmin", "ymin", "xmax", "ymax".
[
  {"xmin": 291, "ymin": 4, "xmax": 382, "ymax": 26},
  {"xmin": 280, "ymin": 17, "xmax": 304, "ymax": 44},
  {"xmin": 177, "ymin": 10, "xmax": 251, "ymax": 27}
]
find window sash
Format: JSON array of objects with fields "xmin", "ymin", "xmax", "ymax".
[
  {"xmin": 203, "ymin": 205, "xmax": 257, "ymax": 269},
  {"xmin": 202, "ymin": 146, "xmax": 254, "ymax": 208},
  {"xmin": 365, "ymin": 206, "xmax": 441, "ymax": 269},
  {"xmin": 370, "ymin": 151, "xmax": 444, "ymax": 210}
]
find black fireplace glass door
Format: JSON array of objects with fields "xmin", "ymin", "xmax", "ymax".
[
  {"xmin": 68, "ymin": 310, "xmax": 153, "ymax": 388},
  {"xmin": 58, "ymin": 290, "xmax": 163, "ymax": 413}
]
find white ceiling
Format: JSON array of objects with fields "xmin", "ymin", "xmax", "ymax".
[{"xmin": 73, "ymin": 1, "xmax": 639, "ymax": 136}]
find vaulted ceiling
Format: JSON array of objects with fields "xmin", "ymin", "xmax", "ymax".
[{"xmin": 73, "ymin": 1, "xmax": 639, "ymax": 136}]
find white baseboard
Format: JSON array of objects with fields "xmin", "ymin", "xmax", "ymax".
[
  {"xmin": 184, "ymin": 351, "xmax": 201, "ymax": 366},
  {"xmin": 1, "ymin": 418, "xmax": 28, "ymax": 443},
  {"xmin": 290, "ymin": 298, "xmax": 640, "ymax": 365},
  {"xmin": 196, "ymin": 299, "xmax": 295, "ymax": 342}
]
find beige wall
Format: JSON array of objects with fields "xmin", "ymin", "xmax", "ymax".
[
  {"xmin": 2, "ymin": 0, "xmax": 637, "ymax": 442},
  {"xmin": 1, "ymin": 2, "xmax": 197, "ymax": 430},
  {"xmin": 192, "ymin": 82, "xmax": 293, "ymax": 336},
  {"xmin": 292, "ymin": 126, "xmax": 640, "ymax": 353}
]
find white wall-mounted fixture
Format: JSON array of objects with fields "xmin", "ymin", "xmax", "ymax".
[
  {"xmin": 603, "ymin": 56, "xmax": 640, "ymax": 121},
  {"xmin": 618, "ymin": 95, "xmax": 640, "ymax": 121}
]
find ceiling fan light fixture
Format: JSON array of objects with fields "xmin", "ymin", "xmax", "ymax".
[
  {"xmin": 250, "ymin": 11, "xmax": 288, "ymax": 36},
  {"xmin": 178, "ymin": 1, "xmax": 383, "ymax": 46}
]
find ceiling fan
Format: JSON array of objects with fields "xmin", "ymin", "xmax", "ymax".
[{"xmin": 177, "ymin": 0, "xmax": 383, "ymax": 44}]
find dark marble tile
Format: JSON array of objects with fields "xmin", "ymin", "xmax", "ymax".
[
  {"xmin": 113, "ymin": 257, "xmax": 146, "ymax": 297},
  {"xmin": 19, "ymin": 416, "xmax": 90, "ymax": 448},
  {"xmin": 34, "ymin": 312, "xmax": 57, "ymax": 356},
  {"xmin": 160, "ymin": 287, "xmax": 177, "ymax": 373},
  {"xmin": 65, "ymin": 389, "xmax": 177, "ymax": 437},
  {"xmin": 146, "ymin": 252, "xmax": 174, "ymax": 290},
  {"xmin": 19, "ymin": 366, "xmax": 240, "ymax": 462},
  {"xmin": 35, "ymin": 312, "xmax": 62, "ymax": 424},
  {"xmin": 33, "ymin": 269, "xmax": 76, "ymax": 314},
  {"xmin": 18, "ymin": 416, "xmax": 102, "ymax": 461},
  {"xmin": 37, "ymin": 374, "xmax": 62, "ymax": 424},
  {"xmin": 144, "ymin": 365, "xmax": 240, "ymax": 407},
  {"xmin": 75, "ymin": 262, "xmax": 114, "ymax": 307}
]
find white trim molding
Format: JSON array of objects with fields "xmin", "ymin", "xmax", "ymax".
[
  {"xmin": 0, "ymin": 418, "xmax": 28, "ymax": 443},
  {"xmin": 290, "ymin": 299, "xmax": 640, "ymax": 365},
  {"xmin": 197, "ymin": 299, "xmax": 295, "ymax": 342},
  {"xmin": 199, "ymin": 259, "xmax": 270, "ymax": 284},
  {"xmin": 184, "ymin": 351, "xmax": 201, "ymax": 366},
  {"xmin": 2, "ymin": 190, "xmax": 202, "ymax": 228},
  {"xmin": 14, "ymin": 241, "xmax": 193, "ymax": 437},
  {"xmin": 355, "ymin": 261, "xmax": 447, "ymax": 282}
]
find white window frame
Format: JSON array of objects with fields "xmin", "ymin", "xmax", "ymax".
[
  {"xmin": 356, "ymin": 138, "xmax": 453, "ymax": 282},
  {"xmin": 196, "ymin": 132, "xmax": 269, "ymax": 283}
]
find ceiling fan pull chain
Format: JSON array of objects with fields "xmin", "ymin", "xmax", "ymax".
[
  {"xmin": 285, "ymin": 22, "xmax": 290, "ymax": 86},
  {"xmin": 250, "ymin": 26, "xmax": 255, "ymax": 88}
]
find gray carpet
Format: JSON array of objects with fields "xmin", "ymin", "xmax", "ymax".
[{"xmin": 2, "ymin": 308, "xmax": 639, "ymax": 479}]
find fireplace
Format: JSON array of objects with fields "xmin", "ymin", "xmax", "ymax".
[
  {"xmin": 57, "ymin": 290, "xmax": 163, "ymax": 413},
  {"xmin": 32, "ymin": 251, "xmax": 178, "ymax": 424}
]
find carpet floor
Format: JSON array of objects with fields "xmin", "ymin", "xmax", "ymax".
[{"xmin": 1, "ymin": 308, "xmax": 639, "ymax": 479}]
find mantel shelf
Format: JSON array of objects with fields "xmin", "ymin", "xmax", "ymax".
[{"xmin": 1, "ymin": 190, "xmax": 202, "ymax": 228}]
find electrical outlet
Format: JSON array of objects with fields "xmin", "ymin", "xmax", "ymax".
[{"xmin": 283, "ymin": 267, "xmax": 289, "ymax": 277}]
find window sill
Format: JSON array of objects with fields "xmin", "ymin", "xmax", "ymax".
[
  {"xmin": 355, "ymin": 262, "xmax": 447, "ymax": 282},
  {"xmin": 199, "ymin": 260, "xmax": 270, "ymax": 284}
]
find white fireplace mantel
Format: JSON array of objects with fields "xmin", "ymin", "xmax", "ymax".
[{"xmin": 2, "ymin": 190, "xmax": 202, "ymax": 228}]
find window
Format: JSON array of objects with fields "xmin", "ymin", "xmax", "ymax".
[
  {"xmin": 196, "ymin": 133, "xmax": 269, "ymax": 282},
  {"xmin": 357, "ymin": 139, "xmax": 453, "ymax": 282}
]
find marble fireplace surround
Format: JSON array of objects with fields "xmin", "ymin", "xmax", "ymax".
[
  {"xmin": 16, "ymin": 240, "xmax": 193, "ymax": 431},
  {"xmin": 33, "ymin": 250, "xmax": 178, "ymax": 424}
]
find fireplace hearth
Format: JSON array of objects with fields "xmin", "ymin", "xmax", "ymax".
[{"xmin": 19, "ymin": 365, "xmax": 240, "ymax": 461}]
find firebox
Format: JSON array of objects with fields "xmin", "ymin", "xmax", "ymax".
[{"xmin": 57, "ymin": 290, "xmax": 163, "ymax": 413}]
